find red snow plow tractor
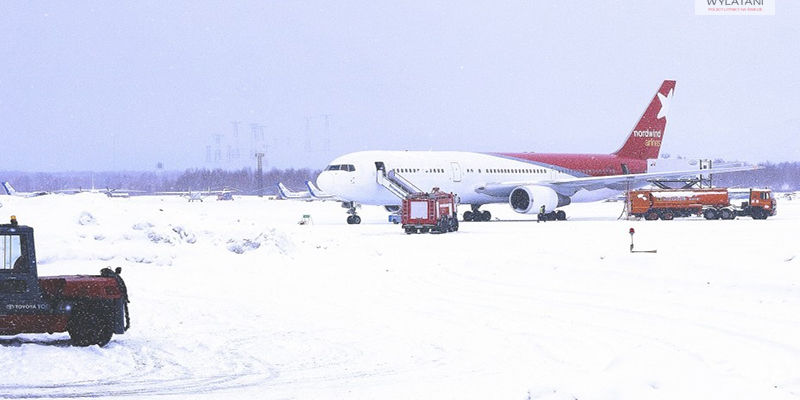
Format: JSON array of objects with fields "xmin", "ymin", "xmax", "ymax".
[{"xmin": 0, "ymin": 216, "xmax": 130, "ymax": 346}]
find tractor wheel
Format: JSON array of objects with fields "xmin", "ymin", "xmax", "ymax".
[
  {"xmin": 68, "ymin": 302, "xmax": 114, "ymax": 347},
  {"xmin": 451, "ymin": 218, "xmax": 459, "ymax": 232}
]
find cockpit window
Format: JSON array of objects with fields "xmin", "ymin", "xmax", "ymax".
[{"xmin": 325, "ymin": 164, "xmax": 356, "ymax": 172}]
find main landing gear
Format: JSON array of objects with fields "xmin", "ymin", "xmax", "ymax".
[
  {"xmin": 537, "ymin": 210, "xmax": 567, "ymax": 221},
  {"xmin": 463, "ymin": 205, "xmax": 491, "ymax": 222},
  {"xmin": 343, "ymin": 201, "xmax": 362, "ymax": 224}
]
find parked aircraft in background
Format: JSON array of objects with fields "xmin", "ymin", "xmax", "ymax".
[
  {"xmin": 276, "ymin": 182, "xmax": 334, "ymax": 200},
  {"xmin": 315, "ymin": 80, "xmax": 759, "ymax": 224},
  {"xmin": 2, "ymin": 182, "xmax": 49, "ymax": 197},
  {"xmin": 276, "ymin": 183, "xmax": 312, "ymax": 200},
  {"xmin": 158, "ymin": 188, "xmax": 237, "ymax": 202}
]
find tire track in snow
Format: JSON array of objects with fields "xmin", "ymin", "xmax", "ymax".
[{"xmin": 0, "ymin": 335, "xmax": 278, "ymax": 399}]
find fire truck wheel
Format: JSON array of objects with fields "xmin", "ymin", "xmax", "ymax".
[
  {"xmin": 555, "ymin": 210, "xmax": 566, "ymax": 220},
  {"xmin": 481, "ymin": 211, "xmax": 491, "ymax": 221},
  {"xmin": 450, "ymin": 218, "xmax": 459, "ymax": 232},
  {"xmin": 660, "ymin": 212, "xmax": 674, "ymax": 221},
  {"xmin": 68, "ymin": 302, "xmax": 114, "ymax": 347},
  {"xmin": 463, "ymin": 211, "xmax": 474, "ymax": 222}
]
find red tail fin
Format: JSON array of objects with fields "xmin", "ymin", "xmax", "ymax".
[{"xmin": 613, "ymin": 80, "xmax": 676, "ymax": 160}]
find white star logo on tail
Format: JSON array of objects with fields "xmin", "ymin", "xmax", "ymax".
[{"xmin": 656, "ymin": 88, "xmax": 673, "ymax": 120}]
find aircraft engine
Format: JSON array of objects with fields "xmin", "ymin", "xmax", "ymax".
[{"xmin": 508, "ymin": 185, "xmax": 570, "ymax": 214}]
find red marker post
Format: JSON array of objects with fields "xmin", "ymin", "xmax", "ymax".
[
  {"xmin": 629, "ymin": 227, "xmax": 656, "ymax": 254},
  {"xmin": 629, "ymin": 227, "xmax": 635, "ymax": 252}
]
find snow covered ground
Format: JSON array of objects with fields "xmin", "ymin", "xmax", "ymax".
[{"xmin": 1, "ymin": 193, "xmax": 799, "ymax": 399}]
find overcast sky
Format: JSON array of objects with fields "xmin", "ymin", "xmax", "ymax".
[{"xmin": 1, "ymin": 1, "xmax": 798, "ymax": 172}]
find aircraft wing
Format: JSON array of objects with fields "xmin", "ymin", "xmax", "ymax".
[{"xmin": 475, "ymin": 164, "xmax": 762, "ymax": 198}]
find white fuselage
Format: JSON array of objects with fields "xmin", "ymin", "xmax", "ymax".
[{"xmin": 315, "ymin": 150, "xmax": 618, "ymax": 206}]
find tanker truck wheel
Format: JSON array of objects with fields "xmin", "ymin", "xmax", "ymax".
[
  {"xmin": 660, "ymin": 212, "xmax": 674, "ymax": 221},
  {"xmin": 703, "ymin": 209, "xmax": 719, "ymax": 220},
  {"xmin": 68, "ymin": 302, "xmax": 114, "ymax": 347},
  {"xmin": 720, "ymin": 209, "xmax": 735, "ymax": 220}
]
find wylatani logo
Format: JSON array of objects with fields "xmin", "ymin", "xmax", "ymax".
[
  {"xmin": 706, "ymin": 0, "xmax": 763, "ymax": 4},
  {"xmin": 696, "ymin": 0, "xmax": 774, "ymax": 15}
]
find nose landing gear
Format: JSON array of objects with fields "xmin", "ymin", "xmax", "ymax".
[{"xmin": 343, "ymin": 201, "xmax": 362, "ymax": 224}]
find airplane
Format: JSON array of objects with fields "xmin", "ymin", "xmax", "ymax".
[
  {"xmin": 276, "ymin": 182, "xmax": 335, "ymax": 200},
  {"xmin": 157, "ymin": 188, "xmax": 237, "ymax": 202},
  {"xmin": 1, "ymin": 182, "xmax": 49, "ymax": 197},
  {"xmin": 305, "ymin": 181, "xmax": 335, "ymax": 200},
  {"xmin": 276, "ymin": 182, "xmax": 312, "ymax": 200},
  {"xmin": 315, "ymin": 80, "xmax": 760, "ymax": 224}
]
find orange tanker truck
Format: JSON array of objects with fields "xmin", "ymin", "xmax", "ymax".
[{"xmin": 628, "ymin": 188, "xmax": 776, "ymax": 220}]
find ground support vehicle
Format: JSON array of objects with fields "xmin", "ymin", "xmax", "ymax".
[
  {"xmin": 1, "ymin": 216, "xmax": 130, "ymax": 346},
  {"xmin": 217, "ymin": 192, "xmax": 234, "ymax": 201},
  {"xmin": 628, "ymin": 188, "xmax": 776, "ymax": 220},
  {"xmin": 401, "ymin": 189, "xmax": 459, "ymax": 234}
]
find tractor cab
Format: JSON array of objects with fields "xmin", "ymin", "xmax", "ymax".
[{"xmin": 0, "ymin": 217, "xmax": 50, "ymax": 312}]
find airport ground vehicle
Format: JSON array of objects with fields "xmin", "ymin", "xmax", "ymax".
[
  {"xmin": 217, "ymin": 191, "xmax": 234, "ymax": 201},
  {"xmin": 401, "ymin": 189, "xmax": 459, "ymax": 234},
  {"xmin": 0, "ymin": 216, "xmax": 130, "ymax": 346},
  {"xmin": 628, "ymin": 188, "xmax": 776, "ymax": 220}
]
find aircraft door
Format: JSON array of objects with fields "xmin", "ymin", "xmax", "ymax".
[{"xmin": 450, "ymin": 162, "xmax": 462, "ymax": 182}]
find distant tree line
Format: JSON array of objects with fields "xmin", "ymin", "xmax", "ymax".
[
  {"xmin": 712, "ymin": 162, "xmax": 800, "ymax": 192},
  {"xmin": 1, "ymin": 162, "xmax": 799, "ymax": 196},
  {"xmin": 0, "ymin": 168, "xmax": 320, "ymax": 195}
]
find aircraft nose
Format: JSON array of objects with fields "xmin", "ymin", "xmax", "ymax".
[{"xmin": 316, "ymin": 171, "xmax": 334, "ymax": 193}]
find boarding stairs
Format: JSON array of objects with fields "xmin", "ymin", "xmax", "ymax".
[{"xmin": 375, "ymin": 162, "xmax": 422, "ymax": 199}]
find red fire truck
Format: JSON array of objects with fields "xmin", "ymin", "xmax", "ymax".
[
  {"xmin": 628, "ymin": 187, "xmax": 776, "ymax": 220},
  {"xmin": 401, "ymin": 189, "xmax": 459, "ymax": 234}
]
